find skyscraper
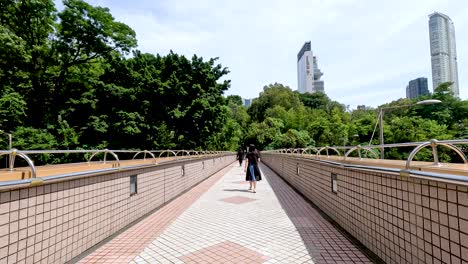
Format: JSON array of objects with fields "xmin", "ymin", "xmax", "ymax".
[
  {"xmin": 406, "ymin": 77, "xmax": 429, "ymax": 99},
  {"xmin": 242, "ymin": 98, "xmax": 252, "ymax": 107},
  {"xmin": 428, "ymin": 12, "xmax": 459, "ymax": 96},
  {"xmin": 297, "ymin": 41, "xmax": 324, "ymax": 94}
]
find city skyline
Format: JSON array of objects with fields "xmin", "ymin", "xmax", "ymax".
[
  {"xmin": 429, "ymin": 12, "xmax": 460, "ymax": 96},
  {"xmin": 54, "ymin": 0, "xmax": 468, "ymax": 108}
]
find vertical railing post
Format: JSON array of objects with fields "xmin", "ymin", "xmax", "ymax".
[
  {"xmin": 379, "ymin": 109, "xmax": 384, "ymax": 159},
  {"xmin": 430, "ymin": 139, "xmax": 440, "ymax": 166},
  {"xmin": 9, "ymin": 149, "xmax": 16, "ymax": 171},
  {"xmin": 8, "ymin": 133, "xmax": 12, "ymax": 170}
]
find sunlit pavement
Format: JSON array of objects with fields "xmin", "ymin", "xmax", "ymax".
[{"xmin": 78, "ymin": 163, "xmax": 373, "ymax": 264}]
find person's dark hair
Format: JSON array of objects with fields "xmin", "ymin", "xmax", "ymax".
[{"xmin": 249, "ymin": 144, "xmax": 256, "ymax": 151}]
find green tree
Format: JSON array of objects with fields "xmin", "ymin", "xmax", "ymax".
[
  {"xmin": 0, "ymin": 0, "xmax": 57, "ymax": 127},
  {"xmin": 349, "ymin": 108, "xmax": 378, "ymax": 145},
  {"xmin": 244, "ymin": 117, "xmax": 283, "ymax": 150},
  {"xmin": 248, "ymin": 83, "xmax": 301, "ymax": 122},
  {"xmin": 0, "ymin": 0, "xmax": 233, "ymax": 157},
  {"xmin": 226, "ymin": 95, "xmax": 243, "ymax": 106},
  {"xmin": 296, "ymin": 91, "xmax": 345, "ymax": 113},
  {"xmin": 270, "ymin": 129, "xmax": 314, "ymax": 149},
  {"xmin": 0, "ymin": 90, "xmax": 27, "ymax": 129}
]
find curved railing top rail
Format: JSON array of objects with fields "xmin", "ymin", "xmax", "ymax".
[
  {"xmin": 132, "ymin": 150, "xmax": 157, "ymax": 163},
  {"xmin": 87, "ymin": 149, "xmax": 120, "ymax": 166},
  {"xmin": 0, "ymin": 149, "xmax": 37, "ymax": 178},
  {"xmin": 265, "ymin": 138, "xmax": 468, "ymax": 171},
  {"xmin": 16, "ymin": 149, "xmax": 233, "ymax": 154},
  {"xmin": 345, "ymin": 146, "xmax": 380, "ymax": 160},
  {"xmin": 0, "ymin": 149, "xmax": 234, "ymax": 179},
  {"xmin": 405, "ymin": 139, "xmax": 468, "ymax": 169}
]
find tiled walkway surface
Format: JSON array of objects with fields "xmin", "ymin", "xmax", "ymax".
[{"xmin": 78, "ymin": 163, "xmax": 374, "ymax": 263}]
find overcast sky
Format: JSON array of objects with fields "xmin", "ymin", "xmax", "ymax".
[{"xmin": 61, "ymin": 0, "xmax": 467, "ymax": 108}]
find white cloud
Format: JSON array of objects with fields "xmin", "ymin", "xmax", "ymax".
[{"xmin": 77, "ymin": 0, "xmax": 467, "ymax": 107}]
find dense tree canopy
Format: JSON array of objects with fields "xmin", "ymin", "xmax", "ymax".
[
  {"xmin": 242, "ymin": 82, "xmax": 468, "ymax": 162},
  {"xmin": 0, "ymin": 0, "xmax": 233, "ymax": 165}
]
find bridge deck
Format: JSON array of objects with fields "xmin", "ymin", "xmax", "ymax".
[{"xmin": 76, "ymin": 163, "xmax": 374, "ymax": 264}]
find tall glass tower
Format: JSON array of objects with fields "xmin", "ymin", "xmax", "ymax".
[
  {"xmin": 428, "ymin": 12, "xmax": 459, "ymax": 96},
  {"xmin": 297, "ymin": 41, "xmax": 324, "ymax": 94}
]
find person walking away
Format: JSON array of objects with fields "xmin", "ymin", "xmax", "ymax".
[
  {"xmin": 244, "ymin": 145, "xmax": 261, "ymax": 193},
  {"xmin": 236, "ymin": 148, "xmax": 244, "ymax": 166}
]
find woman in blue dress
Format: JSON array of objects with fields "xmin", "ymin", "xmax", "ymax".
[{"xmin": 244, "ymin": 145, "xmax": 261, "ymax": 193}]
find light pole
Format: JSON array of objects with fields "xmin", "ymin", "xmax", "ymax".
[
  {"xmin": 378, "ymin": 99, "xmax": 442, "ymax": 159},
  {"xmin": 0, "ymin": 130, "xmax": 12, "ymax": 169},
  {"xmin": 8, "ymin": 133, "xmax": 11, "ymax": 151},
  {"xmin": 0, "ymin": 130, "xmax": 12, "ymax": 150}
]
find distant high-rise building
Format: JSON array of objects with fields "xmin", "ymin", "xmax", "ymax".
[
  {"xmin": 406, "ymin": 77, "xmax": 429, "ymax": 99},
  {"xmin": 428, "ymin": 12, "xmax": 459, "ymax": 96},
  {"xmin": 357, "ymin": 105, "xmax": 367, "ymax": 110},
  {"xmin": 242, "ymin": 98, "xmax": 252, "ymax": 107},
  {"xmin": 297, "ymin": 41, "xmax": 324, "ymax": 94}
]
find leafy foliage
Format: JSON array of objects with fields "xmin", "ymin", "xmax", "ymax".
[
  {"xmin": 241, "ymin": 81, "xmax": 466, "ymax": 163},
  {"xmin": 0, "ymin": 0, "xmax": 235, "ymax": 165}
]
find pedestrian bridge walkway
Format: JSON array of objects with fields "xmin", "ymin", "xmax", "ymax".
[
  {"xmin": 77, "ymin": 163, "xmax": 373, "ymax": 264},
  {"xmin": 1, "ymin": 148, "xmax": 467, "ymax": 264}
]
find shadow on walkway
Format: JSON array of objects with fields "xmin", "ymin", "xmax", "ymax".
[
  {"xmin": 222, "ymin": 188, "xmax": 252, "ymax": 193},
  {"xmin": 261, "ymin": 164, "xmax": 379, "ymax": 264}
]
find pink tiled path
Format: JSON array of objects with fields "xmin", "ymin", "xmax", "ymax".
[
  {"xmin": 77, "ymin": 164, "xmax": 233, "ymax": 263},
  {"xmin": 220, "ymin": 195, "xmax": 257, "ymax": 204},
  {"xmin": 179, "ymin": 241, "xmax": 269, "ymax": 263},
  {"xmin": 79, "ymin": 163, "xmax": 374, "ymax": 263}
]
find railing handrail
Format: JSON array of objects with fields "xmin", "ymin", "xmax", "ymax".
[
  {"xmin": 264, "ymin": 138, "xmax": 468, "ymax": 171},
  {"xmin": 158, "ymin": 150, "xmax": 177, "ymax": 159},
  {"xmin": 405, "ymin": 139, "xmax": 468, "ymax": 169},
  {"xmin": 0, "ymin": 149, "xmax": 234, "ymax": 180},
  {"xmin": 316, "ymin": 146, "xmax": 341, "ymax": 157},
  {"xmin": 132, "ymin": 150, "xmax": 157, "ymax": 163},
  {"xmin": 175, "ymin": 150, "xmax": 191, "ymax": 158},
  {"xmin": 87, "ymin": 149, "xmax": 120, "ymax": 166},
  {"xmin": 0, "ymin": 149, "xmax": 37, "ymax": 178},
  {"xmin": 344, "ymin": 145, "xmax": 380, "ymax": 160}
]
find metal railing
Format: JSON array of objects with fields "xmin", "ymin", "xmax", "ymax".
[
  {"xmin": 87, "ymin": 149, "xmax": 120, "ymax": 166},
  {"xmin": 0, "ymin": 149, "xmax": 37, "ymax": 176},
  {"xmin": 266, "ymin": 138, "xmax": 468, "ymax": 170},
  {"xmin": 406, "ymin": 139, "xmax": 468, "ymax": 168},
  {"xmin": 132, "ymin": 150, "xmax": 157, "ymax": 163},
  {"xmin": 0, "ymin": 149, "xmax": 233, "ymax": 178}
]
